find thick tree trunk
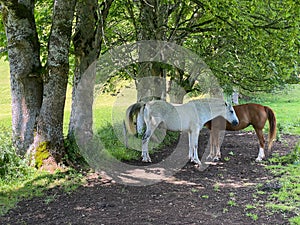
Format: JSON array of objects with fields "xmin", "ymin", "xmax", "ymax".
[
  {"xmin": 68, "ymin": 0, "xmax": 113, "ymax": 146},
  {"xmin": 31, "ymin": 0, "xmax": 76, "ymax": 167},
  {"xmin": 2, "ymin": 1, "xmax": 43, "ymax": 155}
]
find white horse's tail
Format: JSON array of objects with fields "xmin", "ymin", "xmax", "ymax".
[{"xmin": 124, "ymin": 102, "xmax": 145, "ymax": 135}]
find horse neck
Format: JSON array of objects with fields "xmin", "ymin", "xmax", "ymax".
[
  {"xmin": 206, "ymin": 112, "xmax": 223, "ymax": 123},
  {"xmin": 201, "ymin": 101, "xmax": 226, "ymax": 123}
]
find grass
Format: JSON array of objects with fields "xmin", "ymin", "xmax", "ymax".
[
  {"xmin": 0, "ymin": 59, "xmax": 11, "ymax": 128},
  {"xmin": 265, "ymin": 144, "xmax": 300, "ymax": 223},
  {"xmin": 290, "ymin": 216, "xmax": 300, "ymax": 225},
  {"xmin": 240, "ymin": 85, "xmax": 300, "ymax": 135},
  {"xmin": 227, "ymin": 199, "xmax": 237, "ymax": 207},
  {"xmin": 239, "ymin": 145, "xmax": 300, "ymax": 223},
  {"xmin": 0, "ymin": 124, "xmax": 86, "ymax": 215},
  {"xmin": 227, "ymin": 192, "xmax": 238, "ymax": 207},
  {"xmin": 95, "ymin": 121, "xmax": 141, "ymax": 161},
  {"xmin": 245, "ymin": 212, "xmax": 258, "ymax": 221},
  {"xmin": 0, "ymin": 168, "xmax": 85, "ymax": 215}
]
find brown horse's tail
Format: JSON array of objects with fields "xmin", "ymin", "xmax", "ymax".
[
  {"xmin": 124, "ymin": 102, "xmax": 145, "ymax": 135},
  {"xmin": 264, "ymin": 106, "xmax": 277, "ymax": 151}
]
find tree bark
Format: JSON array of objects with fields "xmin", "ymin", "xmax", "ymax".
[
  {"xmin": 136, "ymin": 0, "xmax": 168, "ymax": 101},
  {"xmin": 136, "ymin": 62, "xmax": 166, "ymax": 102},
  {"xmin": 1, "ymin": 1, "xmax": 43, "ymax": 155},
  {"xmin": 31, "ymin": 0, "xmax": 76, "ymax": 166},
  {"xmin": 68, "ymin": 0, "xmax": 113, "ymax": 144}
]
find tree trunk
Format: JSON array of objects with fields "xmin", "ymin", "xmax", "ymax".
[
  {"xmin": 168, "ymin": 81, "xmax": 186, "ymax": 104},
  {"xmin": 1, "ymin": 1, "xmax": 43, "ymax": 155},
  {"xmin": 31, "ymin": 0, "xmax": 76, "ymax": 168},
  {"xmin": 136, "ymin": 0, "xmax": 168, "ymax": 101},
  {"xmin": 136, "ymin": 62, "xmax": 166, "ymax": 102},
  {"xmin": 68, "ymin": 0, "xmax": 113, "ymax": 147},
  {"xmin": 168, "ymin": 68, "xmax": 187, "ymax": 104}
]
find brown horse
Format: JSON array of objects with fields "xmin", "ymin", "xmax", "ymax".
[{"xmin": 205, "ymin": 103, "xmax": 276, "ymax": 162}]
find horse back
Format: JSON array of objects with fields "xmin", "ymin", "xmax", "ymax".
[
  {"xmin": 204, "ymin": 104, "xmax": 250, "ymax": 131},
  {"xmin": 246, "ymin": 103, "xmax": 269, "ymax": 126},
  {"xmin": 146, "ymin": 101, "xmax": 202, "ymax": 132},
  {"xmin": 227, "ymin": 103, "xmax": 268, "ymax": 130},
  {"xmin": 206, "ymin": 103, "xmax": 268, "ymax": 131},
  {"xmin": 145, "ymin": 101, "xmax": 183, "ymax": 131}
]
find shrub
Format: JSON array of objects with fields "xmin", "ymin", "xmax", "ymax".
[{"xmin": 0, "ymin": 126, "xmax": 31, "ymax": 181}]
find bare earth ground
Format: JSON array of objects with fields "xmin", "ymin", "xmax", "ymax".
[{"xmin": 1, "ymin": 129, "xmax": 299, "ymax": 225}]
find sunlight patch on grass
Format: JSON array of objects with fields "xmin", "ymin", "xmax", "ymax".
[
  {"xmin": 0, "ymin": 59, "xmax": 11, "ymax": 125},
  {"xmin": 0, "ymin": 169, "xmax": 85, "ymax": 216},
  {"xmin": 266, "ymin": 144, "xmax": 300, "ymax": 221},
  {"xmin": 243, "ymin": 85, "xmax": 300, "ymax": 135}
]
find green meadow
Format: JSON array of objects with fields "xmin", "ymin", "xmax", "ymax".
[
  {"xmin": 244, "ymin": 86, "xmax": 300, "ymax": 135},
  {"xmin": 0, "ymin": 59, "xmax": 11, "ymax": 128}
]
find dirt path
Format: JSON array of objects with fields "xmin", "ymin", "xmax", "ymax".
[{"xmin": 1, "ymin": 130, "xmax": 299, "ymax": 225}]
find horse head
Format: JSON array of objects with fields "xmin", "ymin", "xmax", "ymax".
[{"xmin": 225, "ymin": 102, "xmax": 239, "ymax": 126}]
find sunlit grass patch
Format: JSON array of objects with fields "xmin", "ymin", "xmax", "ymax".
[
  {"xmin": 0, "ymin": 168, "xmax": 85, "ymax": 216},
  {"xmin": 243, "ymin": 84, "xmax": 300, "ymax": 135},
  {"xmin": 0, "ymin": 59, "xmax": 11, "ymax": 127},
  {"xmin": 289, "ymin": 216, "xmax": 300, "ymax": 225},
  {"xmin": 266, "ymin": 144, "xmax": 300, "ymax": 221},
  {"xmin": 0, "ymin": 125, "xmax": 85, "ymax": 216},
  {"xmin": 95, "ymin": 122, "xmax": 141, "ymax": 161}
]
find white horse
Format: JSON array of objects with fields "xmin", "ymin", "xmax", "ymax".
[{"xmin": 125, "ymin": 99, "xmax": 239, "ymax": 165}]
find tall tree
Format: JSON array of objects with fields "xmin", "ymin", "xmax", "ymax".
[
  {"xmin": 105, "ymin": 0, "xmax": 222, "ymax": 102},
  {"xmin": 32, "ymin": 0, "xmax": 76, "ymax": 166},
  {"xmin": 68, "ymin": 0, "xmax": 113, "ymax": 144},
  {"xmin": 187, "ymin": 0, "xmax": 300, "ymax": 95},
  {"xmin": 1, "ymin": 0, "xmax": 43, "ymax": 154},
  {"xmin": 136, "ymin": 0, "xmax": 169, "ymax": 101},
  {"xmin": 104, "ymin": 0, "xmax": 299, "ymax": 101},
  {"xmin": 1, "ymin": 0, "xmax": 76, "ymax": 168}
]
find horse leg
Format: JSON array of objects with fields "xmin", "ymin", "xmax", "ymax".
[
  {"xmin": 141, "ymin": 117, "xmax": 161, "ymax": 162},
  {"xmin": 189, "ymin": 129, "xmax": 201, "ymax": 165},
  {"xmin": 214, "ymin": 131, "xmax": 221, "ymax": 162},
  {"xmin": 207, "ymin": 130, "xmax": 215, "ymax": 160},
  {"xmin": 188, "ymin": 132, "xmax": 194, "ymax": 161},
  {"xmin": 207, "ymin": 129, "xmax": 221, "ymax": 162},
  {"xmin": 254, "ymin": 127, "xmax": 265, "ymax": 162},
  {"xmin": 142, "ymin": 129, "xmax": 151, "ymax": 162},
  {"xmin": 193, "ymin": 143, "xmax": 201, "ymax": 165}
]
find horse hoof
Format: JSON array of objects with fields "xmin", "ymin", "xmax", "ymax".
[
  {"xmin": 206, "ymin": 155, "xmax": 213, "ymax": 160},
  {"xmin": 194, "ymin": 163, "xmax": 200, "ymax": 168},
  {"xmin": 213, "ymin": 157, "xmax": 220, "ymax": 162},
  {"xmin": 142, "ymin": 158, "xmax": 152, "ymax": 163},
  {"xmin": 190, "ymin": 158, "xmax": 201, "ymax": 165},
  {"xmin": 192, "ymin": 159, "xmax": 201, "ymax": 165},
  {"xmin": 255, "ymin": 157, "xmax": 263, "ymax": 162}
]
